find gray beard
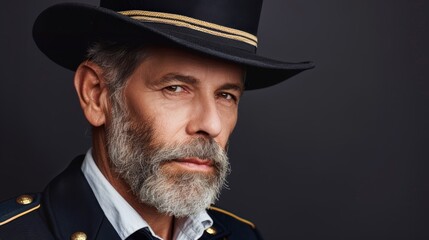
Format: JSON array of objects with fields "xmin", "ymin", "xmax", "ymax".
[{"xmin": 105, "ymin": 100, "xmax": 230, "ymax": 217}]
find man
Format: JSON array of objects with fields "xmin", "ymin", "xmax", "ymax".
[{"xmin": 0, "ymin": 0, "xmax": 313, "ymax": 239}]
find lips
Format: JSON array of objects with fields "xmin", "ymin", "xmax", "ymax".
[
  {"xmin": 175, "ymin": 157, "xmax": 212, "ymax": 165},
  {"xmin": 169, "ymin": 157, "xmax": 214, "ymax": 172}
]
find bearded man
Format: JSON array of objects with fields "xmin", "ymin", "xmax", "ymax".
[{"xmin": 0, "ymin": 0, "xmax": 313, "ymax": 239}]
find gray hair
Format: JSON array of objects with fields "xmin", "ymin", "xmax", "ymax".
[{"xmin": 86, "ymin": 42, "xmax": 148, "ymax": 103}]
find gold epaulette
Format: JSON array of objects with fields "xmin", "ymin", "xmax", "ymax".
[
  {"xmin": 0, "ymin": 194, "xmax": 41, "ymax": 226},
  {"xmin": 209, "ymin": 206, "xmax": 256, "ymax": 229}
]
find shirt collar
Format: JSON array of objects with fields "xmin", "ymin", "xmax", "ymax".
[
  {"xmin": 81, "ymin": 149, "xmax": 213, "ymax": 240},
  {"xmin": 174, "ymin": 212, "xmax": 213, "ymax": 240}
]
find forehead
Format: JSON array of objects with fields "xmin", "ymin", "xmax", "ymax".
[{"xmin": 138, "ymin": 46, "xmax": 245, "ymax": 86}]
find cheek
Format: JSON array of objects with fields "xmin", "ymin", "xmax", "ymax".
[
  {"xmin": 218, "ymin": 108, "xmax": 238, "ymax": 143},
  {"xmin": 148, "ymin": 102, "xmax": 193, "ymax": 141},
  {"xmin": 220, "ymin": 103, "xmax": 238, "ymax": 126},
  {"xmin": 224, "ymin": 112, "xmax": 238, "ymax": 132}
]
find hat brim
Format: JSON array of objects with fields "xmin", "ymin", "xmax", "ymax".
[{"xmin": 33, "ymin": 3, "xmax": 314, "ymax": 90}]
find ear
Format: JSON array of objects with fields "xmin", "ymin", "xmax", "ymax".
[{"xmin": 74, "ymin": 61, "xmax": 110, "ymax": 127}]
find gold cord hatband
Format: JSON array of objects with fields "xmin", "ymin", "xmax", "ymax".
[{"xmin": 119, "ymin": 10, "xmax": 258, "ymax": 47}]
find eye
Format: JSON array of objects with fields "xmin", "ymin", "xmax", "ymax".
[
  {"xmin": 220, "ymin": 92, "xmax": 233, "ymax": 100},
  {"xmin": 218, "ymin": 92, "xmax": 238, "ymax": 103},
  {"xmin": 164, "ymin": 85, "xmax": 185, "ymax": 93}
]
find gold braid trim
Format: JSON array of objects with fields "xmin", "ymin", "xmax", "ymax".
[
  {"xmin": 209, "ymin": 206, "xmax": 256, "ymax": 229},
  {"xmin": 0, "ymin": 204, "xmax": 41, "ymax": 226},
  {"xmin": 119, "ymin": 10, "xmax": 258, "ymax": 47}
]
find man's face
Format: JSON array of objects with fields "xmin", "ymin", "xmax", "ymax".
[
  {"xmin": 124, "ymin": 46, "xmax": 243, "ymax": 158},
  {"xmin": 105, "ymin": 46, "xmax": 244, "ymax": 217}
]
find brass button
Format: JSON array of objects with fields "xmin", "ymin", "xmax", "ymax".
[
  {"xmin": 70, "ymin": 232, "xmax": 87, "ymax": 240},
  {"xmin": 206, "ymin": 227, "xmax": 217, "ymax": 235},
  {"xmin": 16, "ymin": 195, "xmax": 33, "ymax": 205}
]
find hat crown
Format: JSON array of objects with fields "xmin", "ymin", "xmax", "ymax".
[
  {"xmin": 100, "ymin": 0, "xmax": 263, "ymax": 36},
  {"xmin": 33, "ymin": 0, "xmax": 313, "ymax": 90}
]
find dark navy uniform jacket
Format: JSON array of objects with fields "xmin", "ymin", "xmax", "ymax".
[{"xmin": 0, "ymin": 156, "xmax": 263, "ymax": 239}]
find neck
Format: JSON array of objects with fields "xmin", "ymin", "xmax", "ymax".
[{"xmin": 92, "ymin": 127, "xmax": 175, "ymax": 240}]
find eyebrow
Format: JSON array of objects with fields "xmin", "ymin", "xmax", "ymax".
[
  {"xmin": 155, "ymin": 72, "xmax": 244, "ymax": 94},
  {"xmin": 156, "ymin": 73, "xmax": 198, "ymax": 86},
  {"xmin": 218, "ymin": 83, "xmax": 244, "ymax": 96}
]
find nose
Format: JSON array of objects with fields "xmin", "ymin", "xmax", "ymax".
[{"xmin": 186, "ymin": 96, "xmax": 222, "ymax": 138}]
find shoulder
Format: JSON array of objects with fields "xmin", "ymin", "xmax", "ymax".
[
  {"xmin": 0, "ymin": 193, "xmax": 41, "ymax": 226},
  {"xmin": 0, "ymin": 193, "xmax": 53, "ymax": 239},
  {"xmin": 207, "ymin": 206, "xmax": 263, "ymax": 240}
]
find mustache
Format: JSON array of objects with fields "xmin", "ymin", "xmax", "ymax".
[{"xmin": 144, "ymin": 137, "xmax": 228, "ymax": 170}]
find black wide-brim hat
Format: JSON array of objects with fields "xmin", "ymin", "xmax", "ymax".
[{"xmin": 33, "ymin": 0, "xmax": 314, "ymax": 90}]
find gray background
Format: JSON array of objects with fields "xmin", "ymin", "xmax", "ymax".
[{"xmin": 1, "ymin": 0, "xmax": 429, "ymax": 239}]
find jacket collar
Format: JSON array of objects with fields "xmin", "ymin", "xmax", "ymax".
[
  {"xmin": 42, "ymin": 155, "xmax": 120, "ymax": 240},
  {"xmin": 41, "ymin": 155, "xmax": 231, "ymax": 240}
]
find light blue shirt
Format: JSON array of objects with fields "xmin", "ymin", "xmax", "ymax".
[{"xmin": 81, "ymin": 149, "xmax": 213, "ymax": 240}]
